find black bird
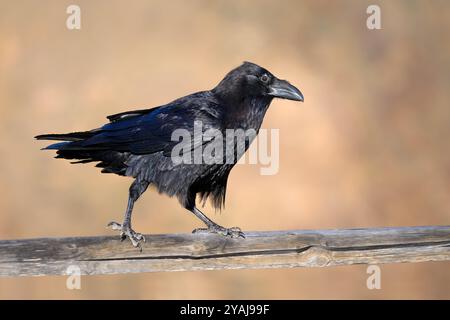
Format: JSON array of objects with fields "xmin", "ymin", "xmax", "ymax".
[{"xmin": 36, "ymin": 62, "xmax": 303, "ymax": 248}]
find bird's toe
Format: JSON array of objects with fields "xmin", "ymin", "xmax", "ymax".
[
  {"xmin": 192, "ymin": 225, "xmax": 245, "ymax": 239},
  {"xmin": 192, "ymin": 227, "xmax": 209, "ymax": 234},
  {"xmin": 227, "ymin": 227, "xmax": 246, "ymax": 238},
  {"xmin": 123, "ymin": 229, "xmax": 145, "ymax": 250},
  {"xmin": 107, "ymin": 221, "xmax": 122, "ymax": 230},
  {"xmin": 107, "ymin": 221, "xmax": 145, "ymax": 250},
  {"xmin": 132, "ymin": 231, "xmax": 146, "ymax": 243}
]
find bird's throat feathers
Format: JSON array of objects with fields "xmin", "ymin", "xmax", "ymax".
[{"xmin": 222, "ymin": 95, "xmax": 272, "ymax": 131}]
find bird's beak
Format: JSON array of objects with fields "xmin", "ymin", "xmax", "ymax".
[{"xmin": 268, "ymin": 78, "xmax": 304, "ymax": 102}]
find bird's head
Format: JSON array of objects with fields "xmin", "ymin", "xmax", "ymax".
[{"xmin": 213, "ymin": 61, "xmax": 304, "ymax": 103}]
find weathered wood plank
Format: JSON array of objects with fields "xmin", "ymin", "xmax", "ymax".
[{"xmin": 0, "ymin": 226, "xmax": 449, "ymax": 277}]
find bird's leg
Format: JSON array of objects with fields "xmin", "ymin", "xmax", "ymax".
[
  {"xmin": 189, "ymin": 206, "xmax": 245, "ymax": 238},
  {"xmin": 108, "ymin": 180, "xmax": 149, "ymax": 249}
]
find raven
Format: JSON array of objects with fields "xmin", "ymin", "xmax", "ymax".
[{"xmin": 36, "ymin": 62, "xmax": 303, "ymax": 248}]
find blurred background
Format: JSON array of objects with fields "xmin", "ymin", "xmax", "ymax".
[{"xmin": 0, "ymin": 0, "xmax": 449, "ymax": 299}]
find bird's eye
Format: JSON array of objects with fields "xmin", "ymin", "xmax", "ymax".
[{"xmin": 260, "ymin": 74, "xmax": 270, "ymax": 83}]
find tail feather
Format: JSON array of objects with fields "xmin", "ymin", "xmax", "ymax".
[
  {"xmin": 36, "ymin": 130, "xmax": 128, "ymax": 176},
  {"xmin": 35, "ymin": 131, "xmax": 96, "ymax": 142},
  {"xmin": 41, "ymin": 141, "xmax": 70, "ymax": 150}
]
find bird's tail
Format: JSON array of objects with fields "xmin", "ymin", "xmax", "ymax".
[
  {"xmin": 35, "ymin": 130, "xmax": 98, "ymax": 160},
  {"xmin": 35, "ymin": 131, "xmax": 128, "ymax": 175}
]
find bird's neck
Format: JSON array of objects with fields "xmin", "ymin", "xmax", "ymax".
[{"xmin": 223, "ymin": 96, "xmax": 272, "ymax": 131}]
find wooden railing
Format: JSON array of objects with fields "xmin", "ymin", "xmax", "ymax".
[{"xmin": 1, "ymin": 226, "xmax": 449, "ymax": 277}]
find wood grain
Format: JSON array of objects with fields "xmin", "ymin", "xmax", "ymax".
[{"xmin": 0, "ymin": 226, "xmax": 449, "ymax": 277}]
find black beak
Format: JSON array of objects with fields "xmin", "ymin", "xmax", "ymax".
[{"xmin": 268, "ymin": 78, "xmax": 304, "ymax": 102}]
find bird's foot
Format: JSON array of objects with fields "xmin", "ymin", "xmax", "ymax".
[
  {"xmin": 192, "ymin": 225, "xmax": 245, "ymax": 238},
  {"xmin": 107, "ymin": 221, "xmax": 146, "ymax": 250}
]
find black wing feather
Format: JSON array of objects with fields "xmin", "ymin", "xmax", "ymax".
[{"xmin": 77, "ymin": 91, "xmax": 222, "ymax": 155}]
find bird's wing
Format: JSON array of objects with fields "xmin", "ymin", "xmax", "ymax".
[
  {"xmin": 78, "ymin": 92, "xmax": 223, "ymax": 156},
  {"xmin": 106, "ymin": 106, "xmax": 162, "ymax": 122}
]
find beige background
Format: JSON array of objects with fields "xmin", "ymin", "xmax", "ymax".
[{"xmin": 0, "ymin": 0, "xmax": 449, "ymax": 299}]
